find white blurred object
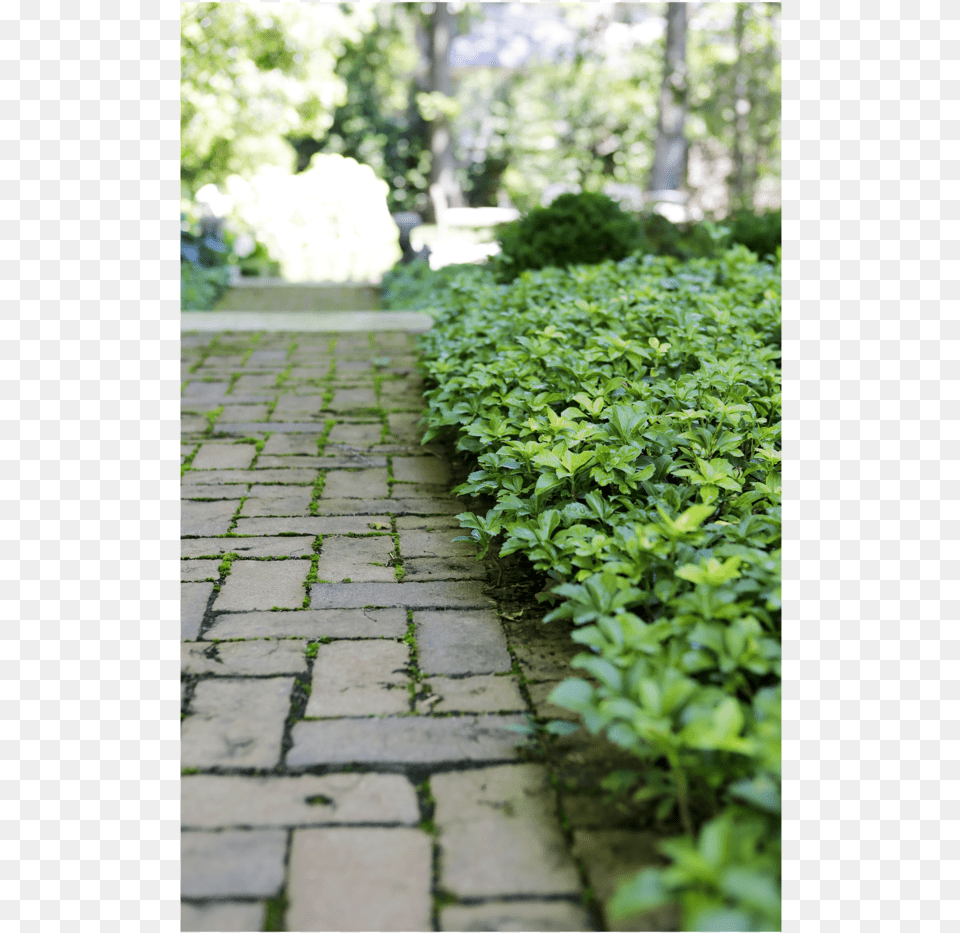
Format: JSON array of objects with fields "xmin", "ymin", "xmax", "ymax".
[
  {"xmin": 195, "ymin": 183, "xmax": 234, "ymax": 219},
  {"xmin": 232, "ymin": 233, "xmax": 256, "ymax": 258},
  {"xmin": 222, "ymin": 155, "xmax": 401, "ymax": 282},
  {"xmin": 441, "ymin": 207, "xmax": 519, "ymax": 228}
]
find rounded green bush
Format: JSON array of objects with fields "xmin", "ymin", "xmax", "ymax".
[{"xmin": 492, "ymin": 191, "xmax": 645, "ymax": 282}]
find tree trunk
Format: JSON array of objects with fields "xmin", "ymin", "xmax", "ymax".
[
  {"xmin": 648, "ymin": 2, "xmax": 688, "ymax": 194},
  {"xmin": 730, "ymin": 3, "xmax": 748, "ymax": 212},
  {"xmin": 428, "ymin": 3, "xmax": 465, "ymax": 223}
]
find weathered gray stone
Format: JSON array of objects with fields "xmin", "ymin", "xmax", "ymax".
[
  {"xmin": 213, "ymin": 560, "xmax": 310, "ymax": 611},
  {"xmin": 432, "ymin": 765, "xmax": 582, "ymax": 897},
  {"xmin": 233, "ymin": 373, "xmax": 282, "ymax": 392},
  {"xmin": 416, "ymin": 610, "xmax": 512, "ymax": 675},
  {"xmin": 316, "ymin": 535, "xmax": 396, "ymax": 583},
  {"xmin": 400, "ymin": 529, "xmax": 478, "ymax": 558},
  {"xmin": 247, "ymin": 349, "xmax": 288, "ymax": 364},
  {"xmin": 570, "ymin": 830, "xmax": 678, "ymax": 932},
  {"xmin": 182, "ymin": 582, "xmax": 214, "ymax": 640},
  {"xmin": 181, "ymin": 901, "xmax": 264, "ymax": 932},
  {"xmin": 439, "ymin": 901, "xmax": 592, "ymax": 932},
  {"xmin": 182, "ymin": 499, "xmax": 237, "ymax": 536},
  {"xmin": 387, "ymin": 412, "xmax": 425, "ymax": 442},
  {"xmin": 504, "ymin": 618, "xmax": 583, "ymax": 683},
  {"xmin": 417, "ymin": 675, "xmax": 525, "ymax": 714},
  {"xmin": 182, "ymin": 536, "xmax": 317, "ymax": 559},
  {"xmin": 181, "ymin": 829, "xmax": 287, "ymax": 897},
  {"xmin": 190, "ymin": 443, "xmax": 257, "ymax": 470},
  {"xmin": 309, "ymin": 581, "xmax": 494, "ymax": 610},
  {"xmin": 183, "ymin": 468, "xmax": 316, "ymax": 485},
  {"xmin": 286, "ymin": 828, "xmax": 432, "ymax": 933},
  {"xmin": 261, "ymin": 433, "xmax": 325, "ymax": 455},
  {"xmin": 181, "ymin": 677, "xmax": 294, "ymax": 769},
  {"xmin": 305, "ymin": 640, "xmax": 410, "ymax": 716},
  {"xmin": 205, "ymin": 608, "xmax": 407, "ymax": 640},
  {"xmin": 183, "ymin": 380, "xmax": 230, "ymax": 399},
  {"xmin": 181, "ymin": 640, "xmax": 307, "ymax": 676},
  {"xmin": 181, "ymin": 773, "xmax": 419, "ymax": 828},
  {"xmin": 181, "ymin": 560, "xmax": 221, "ymax": 582},
  {"xmin": 271, "ymin": 394, "xmax": 326, "ymax": 415},
  {"xmin": 394, "ymin": 515, "xmax": 463, "ymax": 531},
  {"xmin": 257, "ymin": 454, "xmax": 388, "ymax": 470},
  {"xmin": 232, "ymin": 515, "xmax": 391, "ymax": 536},
  {"xmin": 326, "ymin": 386, "xmax": 378, "ymax": 412},
  {"xmin": 321, "ymin": 468, "xmax": 389, "ymax": 499},
  {"xmin": 314, "ymin": 497, "xmax": 465, "ymax": 515},
  {"xmin": 401, "ymin": 557, "xmax": 487, "ymax": 581},
  {"xmin": 181, "ymin": 415, "xmax": 208, "ymax": 434},
  {"xmin": 287, "ymin": 714, "xmax": 529, "ymax": 767},
  {"xmin": 239, "ymin": 489, "xmax": 313, "ymax": 517},
  {"xmin": 217, "ymin": 404, "xmax": 271, "ymax": 423},
  {"xmin": 327, "ymin": 422, "xmax": 383, "ymax": 446},
  {"xmin": 215, "ymin": 421, "xmax": 333, "ymax": 434},
  {"xmin": 181, "ymin": 484, "xmax": 248, "ymax": 500},
  {"xmin": 391, "ymin": 456, "xmax": 451, "ymax": 485}
]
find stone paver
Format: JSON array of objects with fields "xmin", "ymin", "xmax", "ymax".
[
  {"xmin": 305, "ymin": 640, "xmax": 410, "ymax": 716},
  {"xmin": 182, "ymin": 499, "xmax": 237, "ymax": 536},
  {"xmin": 181, "ymin": 902, "xmax": 265, "ymax": 932},
  {"xmin": 182, "ymin": 773, "xmax": 419, "ymax": 827},
  {"xmin": 287, "ymin": 714, "xmax": 530, "ymax": 767},
  {"xmin": 233, "ymin": 515, "xmax": 390, "ymax": 536},
  {"xmin": 432, "ymin": 765, "xmax": 582, "ymax": 897},
  {"xmin": 181, "ymin": 829, "xmax": 286, "ymax": 898},
  {"xmin": 418, "ymin": 674, "xmax": 526, "ymax": 714},
  {"xmin": 257, "ymin": 454, "xmax": 388, "ymax": 469},
  {"xmin": 181, "ymin": 677, "xmax": 293, "ymax": 769},
  {"xmin": 286, "ymin": 828, "xmax": 432, "ymax": 932},
  {"xmin": 181, "ymin": 582, "xmax": 213, "ymax": 640},
  {"xmin": 190, "ymin": 443, "xmax": 257, "ymax": 470},
  {"xmin": 213, "ymin": 560, "xmax": 310, "ymax": 611},
  {"xmin": 315, "ymin": 535, "xmax": 396, "ymax": 583},
  {"xmin": 313, "ymin": 496, "xmax": 463, "ymax": 515},
  {"xmin": 309, "ymin": 580, "xmax": 494, "ymax": 610},
  {"xmin": 181, "ymin": 639, "xmax": 308, "ymax": 676},
  {"xmin": 182, "ymin": 536, "xmax": 317, "ymax": 558},
  {"xmin": 400, "ymin": 529, "xmax": 479, "ymax": 558},
  {"xmin": 182, "ymin": 483, "xmax": 248, "ymax": 500},
  {"xmin": 239, "ymin": 488, "xmax": 313, "ymax": 517},
  {"xmin": 416, "ymin": 609, "xmax": 512, "ymax": 675},
  {"xmin": 327, "ymin": 422, "xmax": 383, "ymax": 445},
  {"xmin": 181, "ymin": 560, "xmax": 221, "ymax": 582},
  {"xmin": 205, "ymin": 607, "xmax": 407, "ymax": 640},
  {"xmin": 402, "ymin": 556, "xmax": 487, "ymax": 581},
  {"xmin": 261, "ymin": 433, "xmax": 324, "ymax": 455},
  {"xmin": 439, "ymin": 902, "xmax": 592, "ymax": 932},
  {"xmin": 183, "ymin": 468, "xmax": 316, "ymax": 485},
  {"xmin": 392, "ymin": 455, "xmax": 451, "ymax": 485},
  {"xmin": 321, "ymin": 467, "xmax": 389, "ymax": 499}
]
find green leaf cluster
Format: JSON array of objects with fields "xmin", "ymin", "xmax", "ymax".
[{"xmin": 415, "ymin": 244, "xmax": 781, "ymax": 930}]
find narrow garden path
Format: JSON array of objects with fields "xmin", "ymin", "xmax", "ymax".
[{"xmin": 180, "ymin": 290, "xmax": 673, "ymax": 932}]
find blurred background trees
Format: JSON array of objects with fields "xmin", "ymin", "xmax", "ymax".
[{"xmin": 181, "ymin": 1, "xmax": 780, "ymax": 281}]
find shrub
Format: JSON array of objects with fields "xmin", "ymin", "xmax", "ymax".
[
  {"xmin": 181, "ymin": 262, "xmax": 232, "ymax": 311},
  {"xmin": 492, "ymin": 191, "xmax": 645, "ymax": 283},
  {"xmin": 726, "ymin": 208, "xmax": 781, "ymax": 260}
]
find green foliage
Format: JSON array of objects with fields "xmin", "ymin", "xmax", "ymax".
[
  {"xmin": 725, "ymin": 209, "xmax": 781, "ymax": 261},
  {"xmin": 416, "ymin": 246, "xmax": 781, "ymax": 931},
  {"xmin": 492, "ymin": 192, "xmax": 644, "ymax": 283},
  {"xmin": 180, "ymin": 2, "xmax": 364, "ymax": 200},
  {"xmin": 380, "ymin": 259, "xmax": 493, "ymax": 311},
  {"xmin": 181, "ymin": 262, "xmax": 231, "ymax": 312}
]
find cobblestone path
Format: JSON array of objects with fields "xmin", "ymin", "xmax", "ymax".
[{"xmin": 180, "ymin": 321, "xmax": 632, "ymax": 932}]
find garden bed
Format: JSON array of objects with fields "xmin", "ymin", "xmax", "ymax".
[{"xmin": 405, "ymin": 245, "xmax": 782, "ymax": 932}]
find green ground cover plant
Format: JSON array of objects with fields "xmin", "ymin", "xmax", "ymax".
[{"xmin": 415, "ymin": 245, "xmax": 781, "ymax": 931}]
